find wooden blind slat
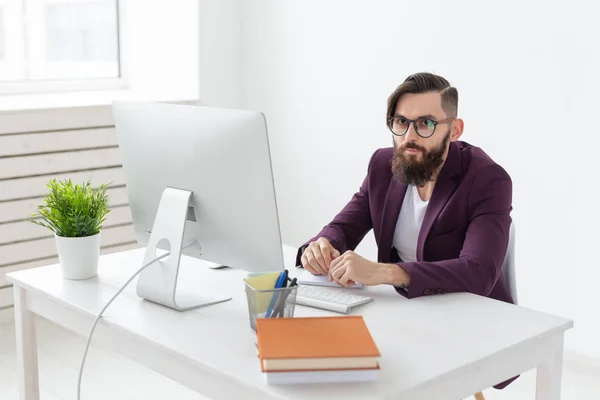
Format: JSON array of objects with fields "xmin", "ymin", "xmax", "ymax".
[
  {"xmin": 0, "ymin": 127, "xmax": 118, "ymax": 157},
  {"xmin": 0, "ymin": 186, "xmax": 129, "ymax": 224},
  {"xmin": 0, "ymin": 166, "xmax": 126, "ymax": 201},
  {"xmin": 0, "ymin": 106, "xmax": 114, "ymax": 135},
  {"xmin": 0, "ymin": 287, "xmax": 12, "ymax": 308},
  {"xmin": 0, "ymin": 147, "xmax": 122, "ymax": 180},
  {"xmin": 0, "ymin": 205, "xmax": 132, "ymax": 244}
]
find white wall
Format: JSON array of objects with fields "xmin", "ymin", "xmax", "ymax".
[
  {"xmin": 122, "ymin": 0, "xmax": 199, "ymax": 101},
  {"xmin": 198, "ymin": 0, "xmax": 243, "ymax": 109},
  {"xmin": 237, "ymin": 0, "xmax": 600, "ymax": 358}
]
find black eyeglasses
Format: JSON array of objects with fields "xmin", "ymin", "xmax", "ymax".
[{"xmin": 387, "ymin": 116, "xmax": 455, "ymax": 138}]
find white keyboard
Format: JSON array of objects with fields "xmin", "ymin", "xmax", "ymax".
[{"xmin": 294, "ymin": 285, "xmax": 374, "ymax": 314}]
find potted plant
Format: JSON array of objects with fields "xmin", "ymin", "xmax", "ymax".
[{"xmin": 30, "ymin": 179, "xmax": 111, "ymax": 280}]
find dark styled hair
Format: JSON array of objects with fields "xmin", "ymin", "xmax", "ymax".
[{"xmin": 386, "ymin": 72, "xmax": 458, "ymax": 126}]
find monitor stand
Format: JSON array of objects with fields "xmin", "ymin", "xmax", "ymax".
[{"xmin": 136, "ymin": 187, "xmax": 232, "ymax": 311}]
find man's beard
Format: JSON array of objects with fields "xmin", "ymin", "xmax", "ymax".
[{"xmin": 391, "ymin": 131, "xmax": 450, "ymax": 187}]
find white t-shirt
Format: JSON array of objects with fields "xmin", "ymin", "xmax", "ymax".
[{"xmin": 392, "ymin": 185, "xmax": 430, "ymax": 262}]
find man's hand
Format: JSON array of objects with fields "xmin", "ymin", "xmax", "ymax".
[
  {"xmin": 300, "ymin": 237, "xmax": 341, "ymax": 275},
  {"xmin": 329, "ymin": 250, "xmax": 411, "ymax": 288}
]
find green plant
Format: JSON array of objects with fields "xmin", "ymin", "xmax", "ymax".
[{"xmin": 30, "ymin": 179, "xmax": 111, "ymax": 238}]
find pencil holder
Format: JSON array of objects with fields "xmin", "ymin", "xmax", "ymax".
[{"xmin": 244, "ymin": 282, "xmax": 298, "ymax": 332}]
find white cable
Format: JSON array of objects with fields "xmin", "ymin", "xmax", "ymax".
[{"xmin": 77, "ymin": 243, "xmax": 192, "ymax": 400}]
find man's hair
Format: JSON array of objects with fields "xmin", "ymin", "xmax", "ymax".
[{"xmin": 387, "ymin": 72, "xmax": 458, "ymax": 124}]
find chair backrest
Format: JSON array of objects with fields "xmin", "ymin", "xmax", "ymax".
[{"xmin": 501, "ymin": 222, "xmax": 517, "ymax": 304}]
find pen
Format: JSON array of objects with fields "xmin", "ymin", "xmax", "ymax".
[
  {"xmin": 274, "ymin": 278, "xmax": 297, "ymax": 318},
  {"xmin": 266, "ymin": 270, "xmax": 288, "ymax": 318}
]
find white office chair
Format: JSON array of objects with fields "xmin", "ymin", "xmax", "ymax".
[
  {"xmin": 474, "ymin": 222, "xmax": 517, "ymax": 400},
  {"xmin": 501, "ymin": 222, "xmax": 517, "ymax": 304}
]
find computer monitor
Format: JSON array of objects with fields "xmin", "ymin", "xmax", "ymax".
[{"xmin": 112, "ymin": 101, "xmax": 285, "ymax": 311}]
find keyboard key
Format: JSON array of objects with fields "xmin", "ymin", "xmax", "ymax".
[{"xmin": 295, "ymin": 285, "xmax": 373, "ymax": 314}]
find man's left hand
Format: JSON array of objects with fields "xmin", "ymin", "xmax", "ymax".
[{"xmin": 329, "ymin": 251, "xmax": 390, "ymax": 287}]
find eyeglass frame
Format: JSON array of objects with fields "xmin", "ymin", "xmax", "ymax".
[{"xmin": 387, "ymin": 115, "xmax": 456, "ymax": 138}]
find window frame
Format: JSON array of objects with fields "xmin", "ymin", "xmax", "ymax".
[{"xmin": 0, "ymin": 0, "xmax": 127, "ymax": 95}]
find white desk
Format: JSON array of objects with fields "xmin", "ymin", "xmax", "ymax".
[{"xmin": 8, "ymin": 245, "xmax": 573, "ymax": 400}]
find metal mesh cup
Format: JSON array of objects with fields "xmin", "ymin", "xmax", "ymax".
[{"xmin": 244, "ymin": 282, "xmax": 298, "ymax": 332}]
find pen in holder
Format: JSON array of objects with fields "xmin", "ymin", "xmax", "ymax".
[{"xmin": 244, "ymin": 281, "xmax": 298, "ymax": 332}]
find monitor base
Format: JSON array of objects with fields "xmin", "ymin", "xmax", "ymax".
[{"xmin": 136, "ymin": 187, "xmax": 232, "ymax": 311}]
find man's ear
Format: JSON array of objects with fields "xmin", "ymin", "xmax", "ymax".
[{"xmin": 450, "ymin": 118, "xmax": 464, "ymax": 142}]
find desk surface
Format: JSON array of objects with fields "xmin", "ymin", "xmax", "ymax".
[{"xmin": 8, "ymin": 245, "xmax": 573, "ymax": 399}]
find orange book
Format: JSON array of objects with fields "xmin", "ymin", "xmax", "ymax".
[{"xmin": 256, "ymin": 316, "xmax": 380, "ymax": 371}]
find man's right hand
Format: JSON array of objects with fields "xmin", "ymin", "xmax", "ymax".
[{"xmin": 300, "ymin": 237, "xmax": 341, "ymax": 275}]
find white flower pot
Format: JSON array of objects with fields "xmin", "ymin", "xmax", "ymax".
[{"xmin": 55, "ymin": 232, "xmax": 101, "ymax": 280}]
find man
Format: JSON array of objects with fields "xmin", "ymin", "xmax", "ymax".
[{"xmin": 296, "ymin": 72, "xmax": 516, "ymax": 390}]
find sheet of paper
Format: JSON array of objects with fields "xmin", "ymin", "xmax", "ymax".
[
  {"xmin": 297, "ymin": 269, "xmax": 363, "ymax": 288},
  {"xmin": 244, "ymin": 272, "xmax": 282, "ymax": 313},
  {"xmin": 244, "ymin": 272, "xmax": 281, "ymax": 290}
]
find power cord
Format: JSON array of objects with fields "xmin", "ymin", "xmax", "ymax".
[{"xmin": 77, "ymin": 243, "xmax": 192, "ymax": 400}]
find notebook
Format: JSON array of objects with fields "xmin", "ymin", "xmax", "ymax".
[
  {"xmin": 263, "ymin": 368, "xmax": 378, "ymax": 385},
  {"xmin": 297, "ymin": 269, "xmax": 363, "ymax": 288},
  {"xmin": 256, "ymin": 316, "xmax": 380, "ymax": 372}
]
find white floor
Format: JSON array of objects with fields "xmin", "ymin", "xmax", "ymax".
[{"xmin": 0, "ymin": 311, "xmax": 598, "ymax": 400}]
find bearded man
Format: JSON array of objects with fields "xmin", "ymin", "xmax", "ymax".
[
  {"xmin": 296, "ymin": 72, "xmax": 516, "ymax": 392},
  {"xmin": 299, "ymin": 71, "xmax": 513, "ymax": 302}
]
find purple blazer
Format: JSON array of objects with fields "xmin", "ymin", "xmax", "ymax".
[{"xmin": 297, "ymin": 141, "xmax": 517, "ymax": 389}]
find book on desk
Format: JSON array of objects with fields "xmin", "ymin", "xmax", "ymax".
[{"xmin": 256, "ymin": 315, "xmax": 380, "ymax": 385}]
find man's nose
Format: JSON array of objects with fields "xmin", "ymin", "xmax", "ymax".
[{"xmin": 404, "ymin": 122, "xmax": 419, "ymax": 142}]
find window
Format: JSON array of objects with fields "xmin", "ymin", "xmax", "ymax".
[{"xmin": 0, "ymin": 0, "xmax": 122, "ymax": 94}]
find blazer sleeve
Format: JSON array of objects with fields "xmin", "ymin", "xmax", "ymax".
[
  {"xmin": 396, "ymin": 164, "xmax": 512, "ymax": 298},
  {"xmin": 295, "ymin": 150, "xmax": 378, "ymax": 266}
]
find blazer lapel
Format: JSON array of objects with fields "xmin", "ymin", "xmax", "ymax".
[
  {"xmin": 416, "ymin": 143, "xmax": 462, "ymax": 261},
  {"xmin": 378, "ymin": 178, "xmax": 407, "ymax": 263}
]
